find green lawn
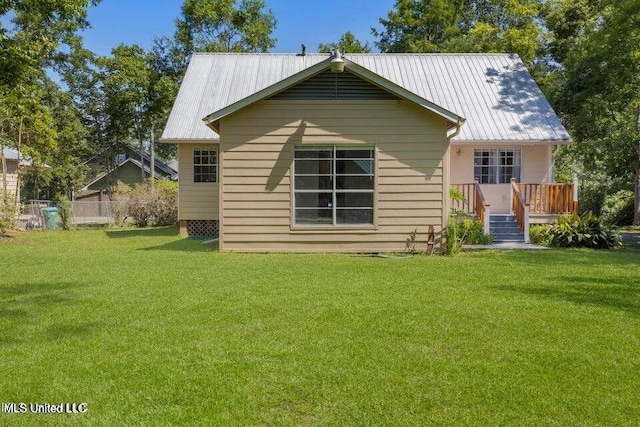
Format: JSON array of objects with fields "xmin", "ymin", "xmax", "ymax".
[{"xmin": 1, "ymin": 228, "xmax": 639, "ymax": 426}]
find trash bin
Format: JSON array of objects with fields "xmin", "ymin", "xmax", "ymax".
[{"xmin": 42, "ymin": 207, "xmax": 59, "ymax": 230}]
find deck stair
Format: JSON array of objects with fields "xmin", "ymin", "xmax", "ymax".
[{"xmin": 490, "ymin": 215, "xmax": 525, "ymax": 243}]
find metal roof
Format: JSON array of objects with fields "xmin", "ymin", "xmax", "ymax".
[
  {"xmin": 2, "ymin": 147, "xmax": 33, "ymax": 166},
  {"xmin": 81, "ymin": 158, "xmax": 168, "ymax": 190},
  {"xmin": 161, "ymin": 53, "xmax": 571, "ymax": 143}
]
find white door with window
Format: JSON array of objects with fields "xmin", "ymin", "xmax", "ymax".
[{"xmin": 473, "ymin": 148, "xmax": 522, "ymax": 213}]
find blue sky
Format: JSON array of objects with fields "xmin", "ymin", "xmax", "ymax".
[{"xmin": 81, "ymin": 0, "xmax": 396, "ymax": 56}]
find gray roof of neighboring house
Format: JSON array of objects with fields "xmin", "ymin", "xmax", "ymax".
[
  {"xmin": 161, "ymin": 53, "xmax": 571, "ymax": 143},
  {"xmin": 82, "ymin": 142, "xmax": 177, "ymax": 178},
  {"xmin": 2, "ymin": 147, "xmax": 33, "ymax": 166},
  {"xmin": 81, "ymin": 158, "xmax": 170, "ymax": 190}
]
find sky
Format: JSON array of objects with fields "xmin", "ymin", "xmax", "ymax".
[{"xmin": 81, "ymin": 0, "xmax": 396, "ymax": 56}]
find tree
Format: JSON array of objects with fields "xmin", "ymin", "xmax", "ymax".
[
  {"xmin": 0, "ymin": 1, "xmax": 99, "ymax": 201},
  {"xmin": 318, "ymin": 31, "xmax": 371, "ymax": 53},
  {"xmin": 372, "ymin": 0, "xmax": 543, "ymax": 66},
  {"xmin": 550, "ymin": 0, "xmax": 640, "ymax": 224},
  {"xmin": 97, "ymin": 45, "xmax": 164, "ymax": 187},
  {"xmin": 372, "ymin": 0, "xmax": 460, "ymax": 53},
  {"xmin": 175, "ymin": 0, "xmax": 277, "ymax": 53}
]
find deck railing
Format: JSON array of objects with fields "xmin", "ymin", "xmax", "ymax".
[
  {"xmin": 519, "ymin": 183, "xmax": 578, "ymax": 214},
  {"xmin": 511, "ymin": 179, "xmax": 530, "ymax": 243},
  {"xmin": 452, "ymin": 181, "xmax": 490, "ymax": 234}
]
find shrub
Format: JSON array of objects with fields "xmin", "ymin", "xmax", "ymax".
[
  {"xmin": 445, "ymin": 220, "xmax": 463, "ymax": 256},
  {"xmin": 456, "ymin": 218, "xmax": 493, "ymax": 244},
  {"xmin": 548, "ymin": 212, "xmax": 621, "ymax": 249},
  {"xmin": 114, "ymin": 179, "xmax": 178, "ymax": 227},
  {"xmin": 150, "ymin": 179, "xmax": 179, "ymax": 226},
  {"xmin": 529, "ymin": 224, "xmax": 552, "ymax": 246},
  {"xmin": 601, "ymin": 190, "xmax": 634, "ymax": 226},
  {"xmin": 577, "ymin": 179, "xmax": 607, "ymax": 217},
  {"xmin": 54, "ymin": 194, "xmax": 72, "ymax": 230},
  {"xmin": 0, "ymin": 191, "xmax": 17, "ymax": 234},
  {"xmin": 445, "ymin": 215, "xmax": 492, "ymax": 255}
]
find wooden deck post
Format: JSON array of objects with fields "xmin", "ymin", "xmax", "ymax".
[
  {"xmin": 524, "ymin": 204, "xmax": 530, "ymax": 243},
  {"xmin": 179, "ymin": 220, "xmax": 189, "ymax": 237},
  {"xmin": 509, "ymin": 178, "xmax": 515, "ymax": 214},
  {"xmin": 483, "ymin": 205, "xmax": 491, "ymax": 235},
  {"xmin": 573, "ymin": 173, "xmax": 579, "ymax": 213}
]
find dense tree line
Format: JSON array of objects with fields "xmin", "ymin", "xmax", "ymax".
[{"xmin": 1, "ymin": 0, "xmax": 638, "ymax": 223}]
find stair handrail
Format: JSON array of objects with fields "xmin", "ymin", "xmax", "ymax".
[
  {"xmin": 473, "ymin": 178, "xmax": 491, "ymax": 235},
  {"xmin": 511, "ymin": 178, "xmax": 530, "ymax": 243}
]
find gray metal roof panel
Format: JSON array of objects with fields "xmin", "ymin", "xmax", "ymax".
[
  {"xmin": 2, "ymin": 147, "xmax": 33, "ymax": 166},
  {"xmin": 161, "ymin": 53, "xmax": 570, "ymax": 143}
]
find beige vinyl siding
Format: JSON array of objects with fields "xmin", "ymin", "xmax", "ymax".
[
  {"xmin": 178, "ymin": 143, "xmax": 219, "ymax": 220},
  {"xmin": 219, "ymin": 100, "xmax": 449, "ymax": 252},
  {"xmin": 521, "ymin": 145, "xmax": 551, "ymax": 183},
  {"xmin": 1, "ymin": 160, "xmax": 20, "ymax": 200},
  {"xmin": 449, "ymin": 144, "xmax": 551, "ymax": 213}
]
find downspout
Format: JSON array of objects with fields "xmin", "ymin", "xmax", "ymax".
[
  {"xmin": 549, "ymin": 144, "xmax": 563, "ymax": 183},
  {"xmin": 446, "ymin": 119, "xmax": 463, "ymax": 143},
  {"xmin": 445, "ymin": 119, "xmax": 464, "ymax": 245}
]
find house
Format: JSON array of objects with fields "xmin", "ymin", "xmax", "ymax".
[
  {"xmin": 160, "ymin": 52, "xmax": 575, "ymax": 251},
  {"xmin": 76, "ymin": 143, "xmax": 177, "ymax": 201},
  {"xmin": 1, "ymin": 147, "xmax": 33, "ymax": 204}
]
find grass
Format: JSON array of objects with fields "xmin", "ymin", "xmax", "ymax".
[{"xmin": 1, "ymin": 227, "xmax": 639, "ymax": 426}]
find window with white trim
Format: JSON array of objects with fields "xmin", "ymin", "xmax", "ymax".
[
  {"xmin": 193, "ymin": 147, "xmax": 218, "ymax": 183},
  {"xmin": 474, "ymin": 148, "xmax": 521, "ymax": 184},
  {"xmin": 294, "ymin": 146, "xmax": 375, "ymax": 226}
]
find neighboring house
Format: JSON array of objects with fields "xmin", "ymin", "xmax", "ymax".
[
  {"xmin": 160, "ymin": 52, "xmax": 575, "ymax": 251},
  {"xmin": 76, "ymin": 143, "xmax": 177, "ymax": 201},
  {"xmin": 1, "ymin": 147, "xmax": 33, "ymax": 204}
]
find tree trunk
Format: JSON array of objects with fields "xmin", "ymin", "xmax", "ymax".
[
  {"xmin": 1, "ymin": 145, "xmax": 7, "ymax": 196},
  {"xmin": 139, "ymin": 135, "xmax": 145, "ymax": 182},
  {"xmin": 15, "ymin": 117, "xmax": 22, "ymax": 207},
  {"xmin": 636, "ymin": 107, "xmax": 640, "ymax": 225},
  {"xmin": 635, "ymin": 168, "xmax": 640, "ymax": 225},
  {"xmin": 150, "ymin": 124, "xmax": 155, "ymax": 189}
]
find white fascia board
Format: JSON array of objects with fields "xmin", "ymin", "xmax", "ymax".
[{"xmin": 452, "ymin": 139, "xmax": 573, "ymax": 145}]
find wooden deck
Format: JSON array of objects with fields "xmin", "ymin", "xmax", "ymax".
[{"xmin": 452, "ymin": 181, "xmax": 578, "ymax": 243}]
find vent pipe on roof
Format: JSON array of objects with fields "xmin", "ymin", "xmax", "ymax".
[{"xmin": 330, "ymin": 50, "xmax": 345, "ymax": 73}]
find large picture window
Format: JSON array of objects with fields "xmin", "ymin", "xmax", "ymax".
[
  {"xmin": 474, "ymin": 148, "xmax": 521, "ymax": 184},
  {"xmin": 294, "ymin": 146, "xmax": 375, "ymax": 226},
  {"xmin": 193, "ymin": 147, "xmax": 218, "ymax": 183}
]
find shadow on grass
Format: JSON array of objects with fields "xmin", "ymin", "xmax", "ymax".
[
  {"xmin": 496, "ymin": 247, "xmax": 640, "ymax": 268},
  {"xmin": 495, "ymin": 276, "xmax": 640, "ymax": 316},
  {"xmin": 140, "ymin": 238, "xmax": 218, "ymax": 252},
  {"xmin": 104, "ymin": 227, "xmax": 218, "ymax": 252},
  {"xmin": 104, "ymin": 226, "xmax": 179, "ymax": 239},
  {"xmin": 0, "ymin": 282, "xmax": 101, "ymax": 344},
  {"xmin": 46, "ymin": 322, "xmax": 101, "ymax": 341}
]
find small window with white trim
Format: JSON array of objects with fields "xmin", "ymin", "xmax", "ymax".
[
  {"xmin": 193, "ymin": 147, "xmax": 218, "ymax": 183},
  {"xmin": 474, "ymin": 148, "xmax": 521, "ymax": 184},
  {"xmin": 294, "ymin": 146, "xmax": 375, "ymax": 226}
]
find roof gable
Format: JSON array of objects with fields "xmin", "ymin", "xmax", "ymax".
[
  {"xmin": 268, "ymin": 68, "xmax": 400, "ymax": 101},
  {"xmin": 82, "ymin": 158, "xmax": 171, "ymax": 191},
  {"xmin": 202, "ymin": 58, "xmax": 464, "ymax": 133},
  {"xmin": 82, "ymin": 142, "xmax": 177, "ymax": 177},
  {"xmin": 161, "ymin": 53, "xmax": 571, "ymax": 143}
]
